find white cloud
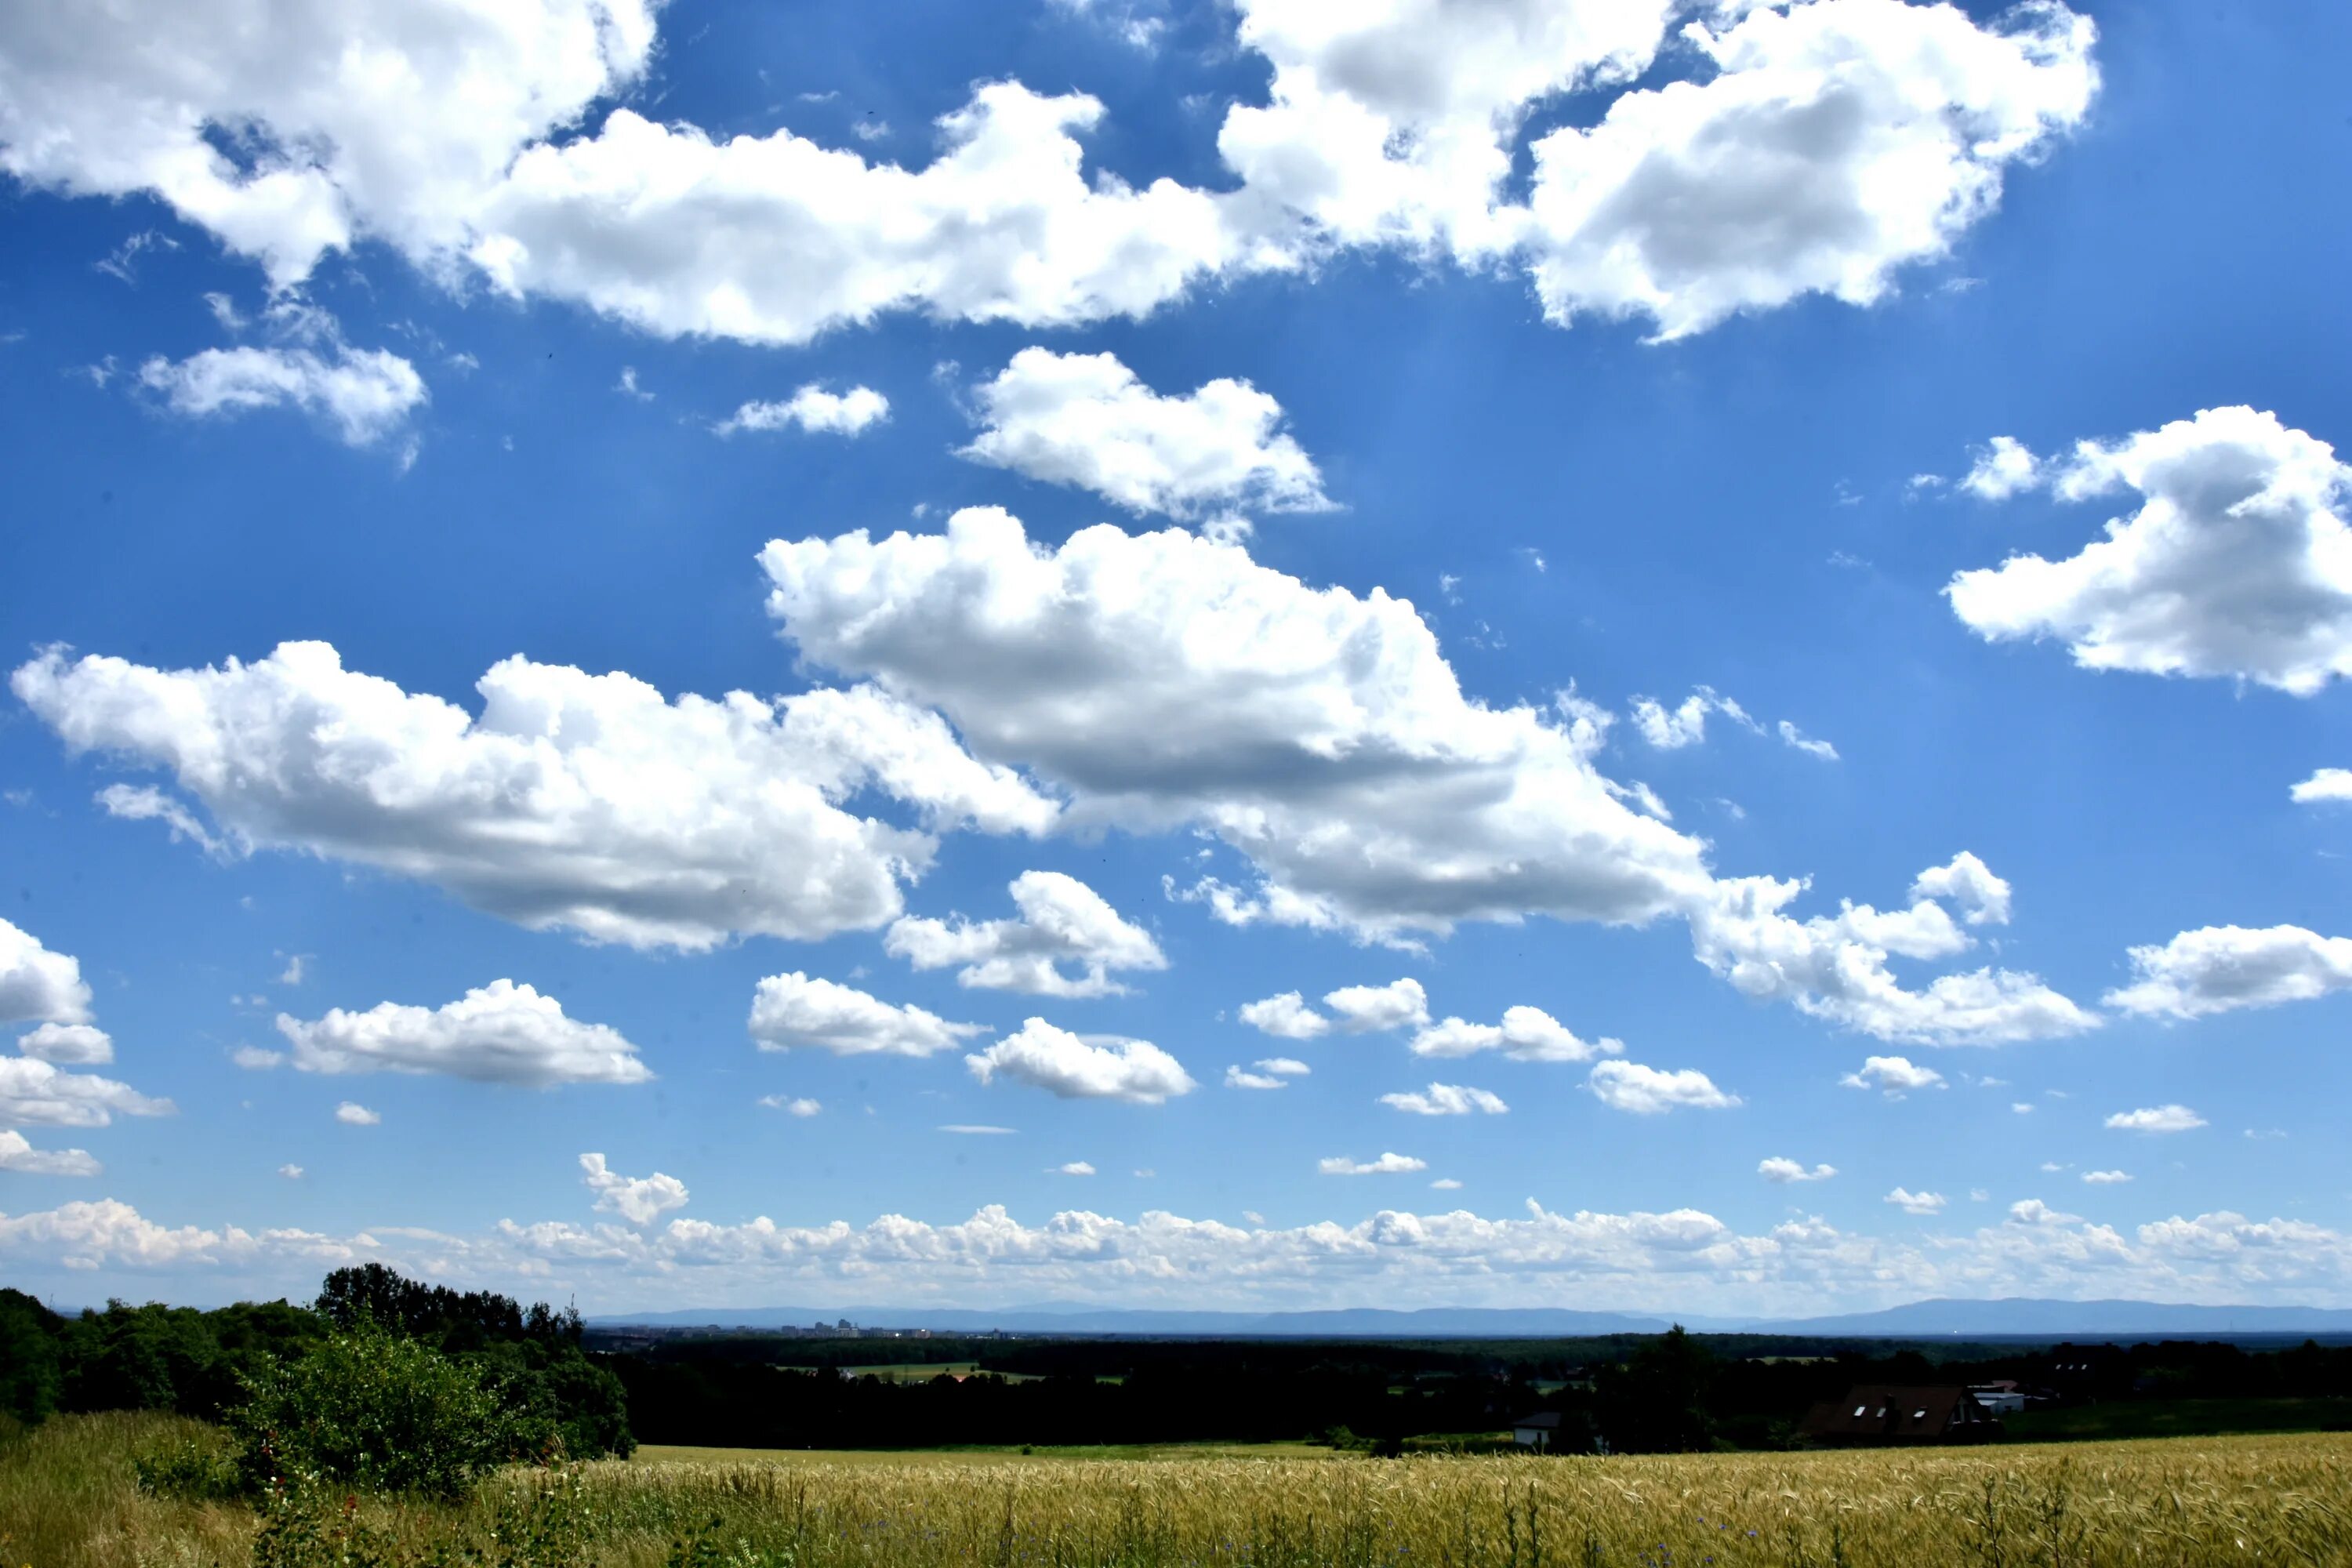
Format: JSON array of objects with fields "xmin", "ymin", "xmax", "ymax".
[
  {"xmin": 17, "ymin": 1023, "xmax": 113, "ymax": 1065},
  {"xmin": 1631, "ymin": 688, "xmax": 1755, "ymax": 749},
  {"xmin": 1885, "ymin": 1186, "xmax": 1947, "ymax": 1215},
  {"xmin": 886, "ymin": 870, "xmax": 1165, "ymax": 997},
  {"xmin": 1961, "ymin": 435, "xmax": 2045, "ymax": 500},
  {"xmin": 2082, "ymin": 1169, "xmax": 2132, "ymax": 1185},
  {"xmin": 137, "ymin": 340, "xmax": 426, "ymax": 448},
  {"xmin": 579, "ymin": 1152, "xmax": 688, "ymax": 1225},
  {"xmin": 0, "ymin": 1058, "xmax": 173, "ymax": 1128},
  {"xmin": 2106, "ymin": 1105, "xmax": 2207, "ymax": 1134},
  {"xmin": 2291, "ymin": 768, "xmax": 2352, "ymax": 804},
  {"xmin": 1408, "ymin": 1005, "xmax": 1621, "ymax": 1063},
  {"xmin": 2012, "ymin": 1101, "xmax": 2035, "ymax": 1114},
  {"xmin": 1839, "ymin": 1054, "xmax": 1947, "ymax": 1097},
  {"xmin": 1947, "ymin": 407, "xmax": 2352, "ymax": 695},
  {"xmin": 2106, "ymin": 924, "xmax": 2352, "ymax": 1019},
  {"xmin": 960, "ymin": 348, "xmax": 1329, "ymax": 521},
  {"xmin": 1588, "ymin": 1060, "xmax": 1739, "ymax": 1115},
  {"xmin": 1322, "ymin": 978, "xmax": 1430, "ymax": 1033},
  {"xmin": 1776, "ymin": 720, "xmax": 1839, "ymax": 761},
  {"xmin": 1053, "ymin": 1161, "xmax": 1097, "ymax": 1176},
  {"xmin": 1759, "ymin": 1157, "xmax": 1835, "ymax": 1184},
  {"xmin": 0, "ymin": 917, "xmax": 93, "ymax": 1025},
  {"xmin": 275, "ymin": 981, "xmax": 648, "ymax": 1088},
  {"xmin": 1224, "ymin": 1065, "xmax": 1287, "ymax": 1091},
  {"xmin": 965, "ymin": 1018, "xmax": 1196, "ymax": 1103},
  {"xmin": 614, "ymin": 365, "xmax": 653, "ymax": 401},
  {"xmin": 1429, "ymin": 1178, "xmax": 1463, "ymax": 1191},
  {"xmin": 747, "ymin": 972, "xmax": 985, "ymax": 1059},
  {"xmin": 1689, "ymin": 859, "xmax": 2092, "ymax": 1045},
  {"xmin": 334, "ymin": 1102, "xmax": 379, "ymax": 1126},
  {"xmin": 278, "ymin": 1163, "xmax": 303, "ymax": 1179},
  {"xmin": 0, "ymin": 1129, "xmax": 100, "ymax": 1177},
  {"xmin": 717, "ymin": 384, "xmax": 890, "ymax": 437},
  {"xmin": 232, "ymin": 1045, "xmax": 286, "ymax": 1070},
  {"xmin": 1256, "ymin": 1058, "xmax": 1309, "ymax": 1076},
  {"xmin": 1239, "ymin": 992, "xmax": 1330, "ymax": 1040},
  {"xmin": 1380, "ymin": 1083, "xmax": 1507, "ymax": 1116},
  {"xmin": 15, "ymin": 641, "xmax": 1056, "ymax": 951},
  {"xmin": 278, "ymin": 955, "xmax": 307, "ymax": 986},
  {"xmin": 96, "ymin": 784, "xmax": 230, "ymax": 858},
  {"xmin": 1318, "ymin": 1152, "xmax": 1427, "ymax": 1175},
  {"xmin": 1909, "ymin": 851, "xmax": 2012, "ymax": 926},
  {"xmin": 938, "ymin": 1124, "xmax": 1016, "ymax": 1136},
  {"xmin": 757, "ymin": 1095, "xmax": 823, "ymax": 1117},
  {"xmin": 760, "ymin": 509, "xmax": 1710, "ymax": 945}
]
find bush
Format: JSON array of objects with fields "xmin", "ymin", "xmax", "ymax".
[
  {"xmin": 132, "ymin": 1428, "xmax": 244, "ymax": 1501},
  {"xmin": 229, "ymin": 1320, "xmax": 514, "ymax": 1498}
]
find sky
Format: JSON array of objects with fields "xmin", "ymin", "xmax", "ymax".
[{"xmin": 2, "ymin": 0, "xmax": 2350, "ymax": 1318}]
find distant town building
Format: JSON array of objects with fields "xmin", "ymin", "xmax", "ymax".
[
  {"xmin": 1799, "ymin": 1385, "xmax": 2002, "ymax": 1446},
  {"xmin": 1510, "ymin": 1411, "xmax": 1567, "ymax": 1450}
]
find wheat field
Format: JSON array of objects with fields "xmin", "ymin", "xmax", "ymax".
[{"xmin": 6, "ymin": 1413, "xmax": 2350, "ymax": 1566}]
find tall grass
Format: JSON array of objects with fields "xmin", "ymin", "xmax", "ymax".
[{"xmin": 8, "ymin": 1414, "xmax": 2350, "ymax": 1567}]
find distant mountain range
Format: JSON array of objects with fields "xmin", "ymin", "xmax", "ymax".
[{"xmin": 588, "ymin": 1296, "xmax": 2352, "ymax": 1338}]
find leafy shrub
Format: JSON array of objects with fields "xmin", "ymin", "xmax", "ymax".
[
  {"xmin": 132, "ymin": 1428, "xmax": 245, "ymax": 1501},
  {"xmin": 229, "ymin": 1320, "xmax": 514, "ymax": 1498}
]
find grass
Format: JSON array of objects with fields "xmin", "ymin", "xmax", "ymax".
[
  {"xmin": 637, "ymin": 1440, "xmax": 1336, "ymax": 1466},
  {"xmin": 11, "ymin": 1410, "xmax": 2352, "ymax": 1566}
]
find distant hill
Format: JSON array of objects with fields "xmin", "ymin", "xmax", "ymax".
[
  {"xmin": 1740, "ymin": 1298, "xmax": 2352, "ymax": 1338},
  {"xmin": 588, "ymin": 1304, "xmax": 1675, "ymax": 1336},
  {"xmin": 590, "ymin": 1297, "xmax": 2352, "ymax": 1339}
]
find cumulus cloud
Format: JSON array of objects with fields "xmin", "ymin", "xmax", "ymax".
[
  {"xmin": 1947, "ymin": 408, "xmax": 2352, "ymax": 694},
  {"xmin": 137, "ymin": 339, "xmax": 426, "ymax": 447},
  {"xmin": 1052, "ymin": 1160, "xmax": 1097, "ymax": 1176},
  {"xmin": 2105, "ymin": 924, "xmax": 2352, "ymax": 1020},
  {"xmin": 16, "ymin": 1023, "xmax": 113, "ymax": 1065},
  {"xmin": 1380, "ymin": 1083, "xmax": 1507, "ymax": 1116},
  {"xmin": 1909, "ymin": 851, "xmax": 2013, "ymax": 926},
  {"xmin": 2291, "ymin": 768, "xmax": 2352, "ymax": 804},
  {"xmin": 579, "ymin": 1152, "xmax": 688, "ymax": 1225},
  {"xmin": 965, "ymin": 1018, "xmax": 1196, "ymax": 1103},
  {"xmin": 0, "ymin": 1058, "xmax": 174, "ymax": 1128},
  {"xmin": 1239, "ymin": 992, "xmax": 1329, "ymax": 1040},
  {"xmin": 886, "ymin": 871, "xmax": 1165, "ymax": 997},
  {"xmin": 0, "ymin": 1129, "xmax": 101, "ymax": 1176},
  {"xmin": 1318, "ymin": 1152, "xmax": 1427, "ymax": 1175},
  {"xmin": 334, "ymin": 1102, "xmax": 379, "ymax": 1125},
  {"xmin": 14, "ymin": 641, "xmax": 1055, "ymax": 951},
  {"xmin": 1759, "ymin": 1157, "xmax": 1835, "ymax": 1184},
  {"xmin": 1225, "ymin": 1056, "xmax": 1309, "ymax": 1091},
  {"xmin": 1323, "ymin": 978, "xmax": 1431, "ymax": 1033},
  {"xmin": 0, "ymin": 918, "xmax": 93, "ymax": 1025},
  {"xmin": 96, "ymin": 784, "xmax": 230, "ymax": 858},
  {"xmin": 717, "ymin": 384, "xmax": 890, "ymax": 437},
  {"xmin": 2082, "ymin": 1169, "xmax": 2132, "ymax": 1185},
  {"xmin": 1408, "ymin": 1005, "xmax": 1621, "ymax": 1063},
  {"xmin": 1776, "ymin": 720, "xmax": 1838, "ymax": 761},
  {"xmin": 758, "ymin": 1095, "xmax": 823, "ymax": 1117},
  {"xmin": 274, "ymin": 981, "xmax": 649, "ymax": 1087},
  {"xmin": 1588, "ymin": 1060, "xmax": 1739, "ymax": 1115},
  {"xmin": 748, "ymin": 972, "xmax": 985, "ymax": 1058},
  {"xmin": 1839, "ymin": 1054, "xmax": 1947, "ymax": 1097},
  {"xmin": 2106, "ymin": 1105, "xmax": 2206, "ymax": 1134},
  {"xmin": 1885, "ymin": 1186, "xmax": 1947, "ymax": 1215},
  {"xmin": 959, "ymin": 348, "xmax": 1330, "ymax": 519},
  {"xmin": 1631, "ymin": 688, "xmax": 1755, "ymax": 749},
  {"xmin": 1961, "ymin": 435, "xmax": 2045, "ymax": 500}
]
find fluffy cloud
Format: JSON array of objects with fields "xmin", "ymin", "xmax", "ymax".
[
  {"xmin": 760, "ymin": 510, "xmax": 1711, "ymax": 944},
  {"xmin": 1839, "ymin": 1054, "xmax": 1947, "ymax": 1097},
  {"xmin": 2082, "ymin": 1169, "xmax": 2132, "ymax": 1185},
  {"xmin": 965, "ymin": 1018, "xmax": 1196, "ymax": 1103},
  {"xmin": 14, "ymin": 641, "xmax": 1054, "ymax": 951},
  {"xmin": 334, "ymin": 1102, "xmax": 379, "ymax": 1125},
  {"xmin": 1631, "ymin": 688, "xmax": 1755, "ymax": 749},
  {"xmin": 1238, "ymin": 992, "xmax": 1330, "ymax": 1040},
  {"xmin": 748, "ymin": 973, "xmax": 984, "ymax": 1059},
  {"xmin": 886, "ymin": 871, "xmax": 1165, "ymax": 997},
  {"xmin": 759, "ymin": 1095, "xmax": 823, "ymax": 1117},
  {"xmin": 1777, "ymin": 720, "xmax": 1838, "ymax": 761},
  {"xmin": 1688, "ymin": 858, "xmax": 2093, "ymax": 1045},
  {"xmin": 1408, "ymin": 1005, "xmax": 1620, "ymax": 1063},
  {"xmin": 2105, "ymin": 924, "xmax": 2352, "ymax": 1020},
  {"xmin": 2291, "ymin": 768, "xmax": 2352, "ymax": 804},
  {"xmin": 1587, "ymin": 1060, "xmax": 1740, "ymax": 1115},
  {"xmin": 717, "ymin": 385, "xmax": 890, "ymax": 437},
  {"xmin": 1053, "ymin": 1161, "xmax": 1098, "ymax": 1177},
  {"xmin": 1759, "ymin": 1157, "xmax": 1835, "ymax": 1184},
  {"xmin": 2106, "ymin": 1105, "xmax": 2207, "ymax": 1134},
  {"xmin": 137, "ymin": 341, "xmax": 426, "ymax": 447},
  {"xmin": 0, "ymin": 1058, "xmax": 174, "ymax": 1128},
  {"xmin": 579, "ymin": 1152, "xmax": 688, "ymax": 1225},
  {"xmin": 1885, "ymin": 1187, "xmax": 1947, "ymax": 1215},
  {"xmin": 1909, "ymin": 851, "xmax": 2013, "ymax": 926},
  {"xmin": 274, "ymin": 980, "xmax": 650, "ymax": 1087},
  {"xmin": 1226, "ymin": 1056, "xmax": 1310, "ymax": 1091},
  {"xmin": 1318, "ymin": 1152, "xmax": 1428, "ymax": 1175},
  {"xmin": 1947, "ymin": 408, "xmax": 2352, "ymax": 694},
  {"xmin": 1380, "ymin": 1083, "xmax": 1507, "ymax": 1116},
  {"xmin": 0, "ymin": 1129, "xmax": 101, "ymax": 1177},
  {"xmin": 1323, "ymin": 978, "xmax": 1431, "ymax": 1033},
  {"xmin": 0, "ymin": 918, "xmax": 93, "ymax": 1025},
  {"xmin": 16, "ymin": 1023, "xmax": 112, "ymax": 1065},
  {"xmin": 1962, "ymin": 435, "xmax": 2044, "ymax": 500},
  {"xmin": 96, "ymin": 783, "xmax": 231, "ymax": 858},
  {"xmin": 1518, "ymin": 0, "xmax": 2096, "ymax": 339},
  {"xmin": 959, "ymin": 348, "xmax": 1330, "ymax": 519}
]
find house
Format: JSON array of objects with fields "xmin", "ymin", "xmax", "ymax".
[
  {"xmin": 1799, "ymin": 1385, "xmax": 2002, "ymax": 1446},
  {"xmin": 1510, "ymin": 1411, "xmax": 1566, "ymax": 1450},
  {"xmin": 1969, "ymin": 1384, "xmax": 2028, "ymax": 1415}
]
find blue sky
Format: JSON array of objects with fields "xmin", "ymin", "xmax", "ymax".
[{"xmin": 3, "ymin": 0, "xmax": 2350, "ymax": 1315}]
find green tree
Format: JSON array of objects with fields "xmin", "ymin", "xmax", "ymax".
[
  {"xmin": 229, "ymin": 1319, "xmax": 511, "ymax": 1498},
  {"xmin": 1593, "ymin": 1325, "xmax": 1716, "ymax": 1454},
  {"xmin": 0, "ymin": 1288, "xmax": 64, "ymax": 1424}
]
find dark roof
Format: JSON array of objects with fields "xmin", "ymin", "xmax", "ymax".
[
  {"xmin": 1799, "ymin": 1385, "xmax": 1983, "ymax": 1441},
  {"xmin": 1511, "ymin": 1411, "xmax": 1565, "ymax": 1430}
]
